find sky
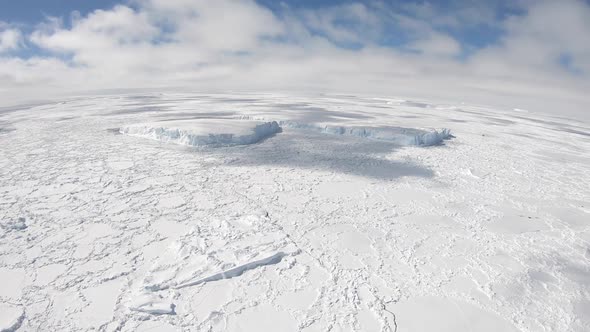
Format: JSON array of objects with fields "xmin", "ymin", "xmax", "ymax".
[{"xmin": 1, "ymin": 0, "xmax": 590, "ymax": 119}]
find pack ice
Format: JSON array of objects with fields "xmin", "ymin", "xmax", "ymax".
[{"xmin": 1, "ymin": 92, "xmax": 589, "ymax": 332}]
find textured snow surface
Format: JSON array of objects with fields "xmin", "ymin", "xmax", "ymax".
[
  {"xmin": 1, "ymin": 93, "xmax": 589, "ymax": 331},
  {"xmin": 121, "ymin": 119, "xmax": 281, "ymax": 147}
]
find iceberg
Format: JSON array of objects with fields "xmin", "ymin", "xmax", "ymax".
[
  {"xmin": 279, "ymin": 121, "xmax": 452, "ymax": 146},
  {"xmin": 120, "ymin": 119, "xmax": 281, "ymax": 147}
]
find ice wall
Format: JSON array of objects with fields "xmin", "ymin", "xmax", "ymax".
[
  {"xmin": 120, "ymin": 120, "xmax": 281, "ymax": 147},
  {"xmin": 280, "ymin": 121, "xmax": 452, "ymax": 146}
]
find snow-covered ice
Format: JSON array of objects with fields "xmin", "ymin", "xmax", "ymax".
[{"xmin": 1, "ymin": 92, "xmax": 589, "ymax": 331}]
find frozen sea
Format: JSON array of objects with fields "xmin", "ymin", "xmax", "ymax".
[{"xmin": 0, "ymin": 93, "xmax": 589, "ymax": 331}]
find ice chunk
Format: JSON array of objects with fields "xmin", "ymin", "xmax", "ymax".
[
  {"xmin": 120, "ymin": 119, "xmax": 281, "ymax": 147},
  {"xmin": 130, "ymin": 294, "xmax": 176, "ymax": 315},
  {"xmin": 142, "ymin": 213, "xmax": 300, "ymax": 292},
  {"xmin": 279, "ymin": 121, "xmax": 451, "ymax": 146},
  {"xmin": 1, "ymin": 217, "xmax": 27, "ymax": 232},
  {"xmin": 175, "ymin": 251, "xmax": 287, "ymax": 289},
  {"xmin": 0, "ymin": 304, "xmax": 24, "ymax": 332}
]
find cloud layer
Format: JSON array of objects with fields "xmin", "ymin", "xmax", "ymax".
[{"xmin": 1, "ymin": 0, "xmax": 589, "ymax": 119}]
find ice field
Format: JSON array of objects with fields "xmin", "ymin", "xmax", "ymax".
[{"xmin": 0, "ymin": 93, "xmax": 589, "ymax": 331}]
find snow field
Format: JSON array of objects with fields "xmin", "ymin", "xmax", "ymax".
[{"xmin": 0, "ymin": 93, "xmax": 589, "ymax": 331}]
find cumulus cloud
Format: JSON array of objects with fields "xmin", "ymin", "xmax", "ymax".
[
  {"xmin": 485, "ymin": 0, "xmax": 590, "ymax": 73},
  {"xmin": 295, "ymin": 3, "xmax": 382, "ymax": 45},
  {"xmin": 407, "ymin": 33, "xmax": 461, "ymax": 57},
  {"xmin": 0, "ymin": 0, "xmax": 589, "ymax": 119},
  {"xmin": 0, "ymin": 24, "xmax": 23, "ymax": 52}
]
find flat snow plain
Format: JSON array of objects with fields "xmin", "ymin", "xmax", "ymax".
[{"xmin": 0, "ymin": 93, "xmax": 589, "ymax": 331}]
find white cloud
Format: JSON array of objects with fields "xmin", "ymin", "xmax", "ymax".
[
  {"xmin": 0, "ymin": 25, "xmax": 22, "ymax": 52},
  {"xmin": 0, "ymin": 0, "xmax": 589, "ymax": 120},
  {"xmin": 297, "ymin": 3, "xmax": 381, "ymax": 45},
  {"xmin": 145, "ymin": 0, "xmax": 284, "ymax": 51},
  {"xmin": 408, "ymin": 33, "xmax": 461, "ymax": 57},
  {"xmin": 31, "ymin": 6, "xmax": 157, "ymax": 53},
  {"xmin": 471, "ymin": 0, "xmax": 590, "ymax": 69}
]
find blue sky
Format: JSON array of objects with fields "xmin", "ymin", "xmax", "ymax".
[
  {"xmin": 0, "ymin": 0, "xmax": 122, "ymax": 23},
  {"xmin": 1, "ymin": 0, "xmax": 517, "ymax": 54}
]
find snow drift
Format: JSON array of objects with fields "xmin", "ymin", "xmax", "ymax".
[
  {"xmin": 120, "ymin": 119, "xmax": 281, "ymax": 147},
  {"xmin": 280, "ymin": 121, "xmax": 452, "ymax": 146}
]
